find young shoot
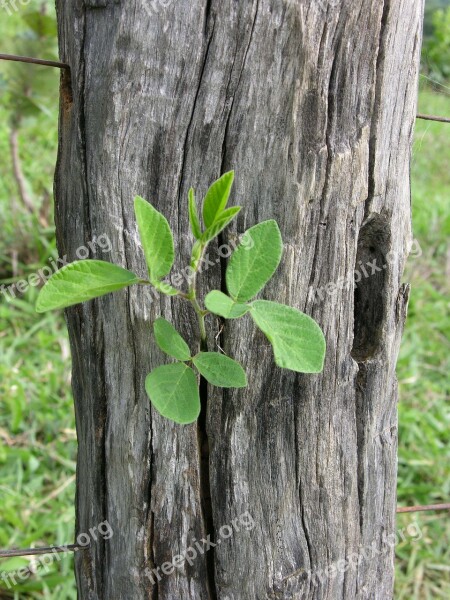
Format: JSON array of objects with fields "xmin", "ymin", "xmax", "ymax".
[{"xmin": 36, "ymin": 171, "xmax": 326, "ymax": 424}]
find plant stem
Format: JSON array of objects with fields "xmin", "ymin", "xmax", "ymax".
[
  {"xmin": 191, "ymin": 297, "xmax": 207, "ymax": 348},
  {"xmin": 190, "ymin": 285, "xmax": 207, "ymax": 349},
  {"xmin": 188, "ymin": 242, "xmax": 208, "ymax": 349}
]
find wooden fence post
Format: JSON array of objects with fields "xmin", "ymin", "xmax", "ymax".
[{"xmin": 55, "ymin": 1, "xmax": 424, "ymax": 597}]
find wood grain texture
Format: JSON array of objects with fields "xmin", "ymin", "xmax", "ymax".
[{"xmin": 55, "ymin": 1, "xmax": 423, "ymax": 598}]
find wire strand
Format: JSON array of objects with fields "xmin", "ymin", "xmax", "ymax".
[
  {"xmin": 0, "ymin": 544, "xmax": 84, "ymax": 559},
  {"xmin": 397, "ymin": 503, "xmax": 450, "ymax": 514},
  {"xmin": 0, "ymin": 53, "xmax": 69, "ymax": 70},
  {"xmin": 416, "ymin": 113, "xmax": 450, "ymax": 124}
]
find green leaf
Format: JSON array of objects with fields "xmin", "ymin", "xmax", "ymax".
[
  {"xmin": 226, "ymin": 220, "xmax": 283, "ymax": 302},
  {"xmin": 134, "ymin": 195, "xmax": 174, "ymax": 283},
  {"xmin": 36, "ymin": 260, "xmax": 141, "ymax": 313},
  {"xmin": 145, "ymin": 363, "xmax": 200, "ymax": 424},
  {"xmin": 201, "ymin": 206, "xmax": 241, "ymax": 243},
  {"xmin": 192, "ymin": 352, "xmax": 247, "ymax": 388},
  {"xmin": 205, "ymin": 290, "xmax": 250, "ymax": 319},
  {"xmin": 202, "ymin": 171, "xmax": 234, "ymax": 228},
  {"xmin": 250, "ymin": 300, "xmax": 326, "ymax": 373},
  {"xmin": 153, "ymin": 318, "xmax": 191, "ymax": 361},
  {"xmin": 188, "ymin": 188, "xmax": 202, "ymax": 240}
]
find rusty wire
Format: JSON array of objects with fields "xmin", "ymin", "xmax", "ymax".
[
  {"xmin": 0, "ymin": 53, "xmax": 69, "ymax": 70},
  {"xmin": 397, "ymin": 502, "xmax": 450, "ymax": 514},
  {"xmin": 416, "ymin": 113, "xmax": 450, "ymax": 124},
  {"xmin": 0, "ymin": 544, "xmax": 84, "ymax": 559}
]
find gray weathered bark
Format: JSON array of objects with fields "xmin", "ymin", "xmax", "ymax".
[{"xmin": 55, "ymin": 1, "xmax": 423, "ymax": 598}]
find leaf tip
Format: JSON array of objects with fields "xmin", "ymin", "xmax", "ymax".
[{"xmin": 35, "ymin": 300, "xmax": 46, "ymax": 314}]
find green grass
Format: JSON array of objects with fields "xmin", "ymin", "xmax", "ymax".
[
  {"xmin": 0, "ymin": 38, "xmax": 448, "ymax": 600},
  {"xmin": 0, "ymin": 291, "xmax": 76, "ymax": 599},
  {"xmin": 395, "ymin": 79, "xmax": 450, "ymax": 599},
  {"xmin": 0, "ymin": 5, "xmax": 76, "ymax": 595}
]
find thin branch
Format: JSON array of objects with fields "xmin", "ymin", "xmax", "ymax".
[
  {"xmin": 0, "ymin": 544, "xmax": 84, "ymax": 559},
  {"xmin": 9, "ymin": 127, "xmax": 35, "ymax": 215},
  {"xmin": 0, "ymin": 53, "xmax": 69, "ymax": 70},
  {"xmin": 10, "ymin": 126, "xmax": 54, "ymax": 227},
  {"xmin": 397, "ymin": 503, "xmax": 450, "ymax": 514},
  {"xmin": 416, "ymin": 113, "xmax": 450, "ymax": 124}
]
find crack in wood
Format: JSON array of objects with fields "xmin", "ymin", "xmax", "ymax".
[
  {"xmin": 367, "ymin": 0, "xmax": 390, "ymax": 205},
  {"xmin": 176, "ymin": 12, "xmax": 216, "ymax": 239},
  {"xmin": 197, "ymin": 353, "xmax": 217, "ymax": 599},
  {"xmin": 148, "ymin": 474, "xmax": 159, "ymax": 599}
]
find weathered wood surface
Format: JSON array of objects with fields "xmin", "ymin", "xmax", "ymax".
[{"xmin": 55, "ymin": 1, "xmax": 423, "ymax": 598}]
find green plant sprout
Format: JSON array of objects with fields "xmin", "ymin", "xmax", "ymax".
[{"xmin": 36, "ymin": 172, "xmax": 326, "ymax": 424}]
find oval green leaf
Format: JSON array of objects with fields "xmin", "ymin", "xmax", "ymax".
[
  {"xmin": 202, "ymin": 171, "xmax": 234, "ymax": 228},
  {"xmin": 153, "ymin": 318, "xmax": 191, "ymax": 361},
  {"xmin": 250, "ymin": 300, "xmax": 326, "ymax": 373},
  {"xmin": 134, "ymin": 195, "xmax": 174, "ymax": 283},
  {"xmin": 36, "ymin": 260, "xmax": 141, "ymax": 313},
  {"xmin": 145, "ymin": 363, "xmax": 200, "ymax": 424},
  {"xmin": 192, "ymin": 352, "xmax": 247, "ymax": 388},
  {"xmin": 204, "ymin": 290, "xmax": 250, "ymax": 319},
  {"xmin": 226, "ymin": 220, "xmax": 283, "ymax": 302}
]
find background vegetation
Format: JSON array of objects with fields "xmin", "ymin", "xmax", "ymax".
[{"xmin": 0, "ymin": 1, "xmax": 448, "ymax": 598}]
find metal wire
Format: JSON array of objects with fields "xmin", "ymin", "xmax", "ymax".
[
  {"xmin": 416, "ymin": 113, "xmax": 450, "ymax": 124},
  {"xmin": 397, "ymin": 503, "xmax": 450, "ymax": 514},
  {"xmin": 0, "ymin": 544, "xmax": 84, "ymax": 559},
  {"xmin": 0, "ymin": 53, "xmax": 69, "ymax": 70}
]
